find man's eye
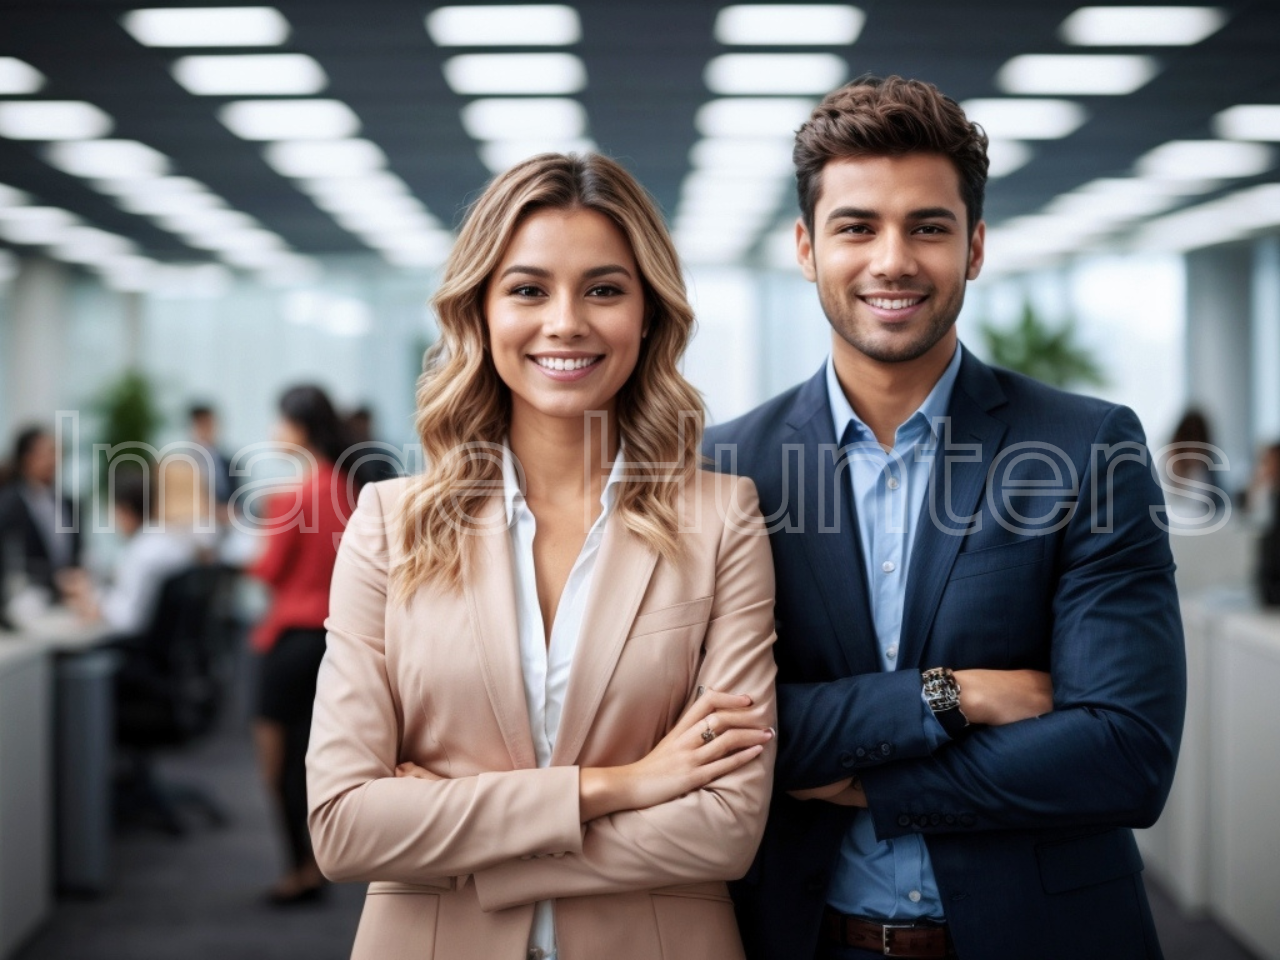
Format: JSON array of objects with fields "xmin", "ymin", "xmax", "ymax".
[
  {"xmin": 840, "ymin": 224, "xmax": 872, "ymax": 235},
  {"xmin": 916, "ymin": 225, "xmax": 946, "ymax": 235}
]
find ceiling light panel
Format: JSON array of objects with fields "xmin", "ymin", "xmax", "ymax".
[
  {"xmin": 50, "ymin": 226, "xmax": 134, "ymax": 264},
  {"xmin": 0, "ymin": 183, "xmax": 31, "ymax": 207},
  {"xmin": 1213, "ymin": 105, "xmax": 1280, "ymax": 142},
  {"xmin": 690, "ymin": 138, "xmax": 795, "ymax": 176},
  {"xmin": 960, "ymin": 98, "xmax": 1087, "ymax": 140},
  {"xmin": 996, "ymin": 54, "xmax": 1158, "ymax": 96},
  {"xmin": 1136, "ymin": 139, "xmax": 1273, "ymax": 180},
  {"xmin": 172, "ymin": 54, "xmax": 327, "ymax": 96},
  {"xmin": 704, "ymin": 54, "xmax": 846, "ymax": 96},
  {"xmin": 115, "ymin": 190, "xmax": 225, "ymax": 217},
  {"xmin": 264, "ymin": 139, "xmax": 388, "ymax": 178},
  {"xmin": 696, "ymin": 98, "xmax": 816, "ymax": 138},
  {"xmin": 45, "ymin": 139, "xmax": 170, "ymax": 180},
  {"xmin": 0, "ymin": 101, "xmax": 114, "ymax": 141},
  {"xmin": 427, "ymin": 5, "xmax": 581, "ymax": 46},
  {"xmin": 1059, "ymin": 6, "xmax": 1227, "ymax": 46},
  {"xmin": 154, "ymin": 208, "xmax": 258, "ymax": 236},
  {"xmin": 300, "ymin": 172, "xmax": 412, "ymax": 202},
  {"xmin": 443, "ymin": 54, "xmax": 586, "ymax": 95},
  {"xmin": 461, "ymin": 98, "xmax": 586, "ymax": 140},
  {"xmin": 986, "ymin": 139, "xmax": 1033, "ymax": 178},
  {"xmin": 122, "ymin": 7, "xmax": 290, "ymax": 47},
  {"xmin": 218, "ymin": 100, "xmax": 361, "ymax": 141},
  {"xmin": 714, "ymin": 5, "xmax": 865, "ymax": 45},
  {"xmin": 477, "ymin": 138, "xmax": 595, "ymax": 173},
  {"xmin": 0, "ymin": 206, "xmax": 79, "ymax": 245},
  {"xmin": 0, "ymin": 58, "xmax": 47, "ymax": 95}
]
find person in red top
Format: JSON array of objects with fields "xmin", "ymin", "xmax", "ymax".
[{"xmin": 249, "ymin": 384, "xmax": 352, "ymax": 905}]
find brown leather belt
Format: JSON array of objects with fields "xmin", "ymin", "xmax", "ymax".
[{"xmin": 821, "ymin": 907, "xmax": 954, "ymax": 958}]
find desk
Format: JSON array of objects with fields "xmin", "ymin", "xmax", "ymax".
[{"xmin": 0, "ymin": 614, "xmax": 114, "ymax": 959}]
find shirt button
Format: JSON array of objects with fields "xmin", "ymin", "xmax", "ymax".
[
  {"xmin": 886, "ymin": 476, "xmax": 900, "ymax": 490},
  {"xmin": 908, "ymin": 890, "xmax": 922, "ymax": 903},
  {"xmin": 882, "ymin": 560, "xmax": 896, "ymax": 573},
  {"xmin": 886, "ymin": 643, "xmax": 898, "ymax": 659}
]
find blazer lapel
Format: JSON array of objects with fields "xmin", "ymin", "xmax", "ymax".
[
  {"xmin": 551, "ymin": 512, "xmax": 658, "ymax": 767},
  {"xmin": 463, "ymin": 497, "xmax": 538, "ymax": 771},
  {"xmin": 788, "ymin": 369, "xmax": 881, "ymax": 676},
  {"xmin": 898, "ymin": 353, "xmax": 1009, "ymax": 668}
]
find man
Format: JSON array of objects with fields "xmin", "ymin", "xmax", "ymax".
[
  {"xmin": 188, "ymin": 403, "xmax": 237, "ymax": 514},
  {"xmin": 706, "ymin": 76, "xmax": 1185, "ymax": 960},
  {"xmin": 0, "ymin": 425, "xmax": 82, "ymax": 600}
]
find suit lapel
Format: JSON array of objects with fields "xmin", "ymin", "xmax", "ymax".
[
  {"xmin": 898, "ymin": 353, "xmax": 1009, "ymax": 668},
  {"xmin": 463, "ymin": 497, "xmax": 538, "ymax": 770},
  {"xmin": 551, "ymin": 511, "xmax": 658, "ymax": 766},
  {"xmin": 788, "ymin": 370, "xmax": 881, "ymax": 676}
]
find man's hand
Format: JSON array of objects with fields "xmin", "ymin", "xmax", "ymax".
[
  {"xmin": 952, "ymin": 669, "xmax": 1053, "ymax": 726},
  {"xmin": 789, "ymin": 778, "xmax": 867, "ymax": 807}
]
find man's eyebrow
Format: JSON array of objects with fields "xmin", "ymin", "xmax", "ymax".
[
  {"xmin": 826, "ymin": 206, "xmax": 878, "ymax": 224},
  {"xmin": 908, "ymin": 207, "xmax": 959, "ymax": 222}
]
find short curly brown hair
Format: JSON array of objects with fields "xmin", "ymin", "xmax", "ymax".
[{"xmin": 794, "ymin": 75, "xmax": 989, "ymax": 236}]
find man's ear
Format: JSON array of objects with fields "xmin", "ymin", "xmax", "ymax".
[
  {"xmin": 796, "ymin": 217, "xmax": 817, "ymax": 282},
  {"xmin": 967, "ymin": 220, "xmax": 985, "ymax": 281}
]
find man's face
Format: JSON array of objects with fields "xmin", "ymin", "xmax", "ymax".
[{"xmin": 796, "ymin": 153, "xmax": 984, "ymax": 364}]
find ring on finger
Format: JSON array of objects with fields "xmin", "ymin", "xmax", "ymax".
[{"xmin": 701, "ymin": 717, "xmax": 716, "ymax": 743}]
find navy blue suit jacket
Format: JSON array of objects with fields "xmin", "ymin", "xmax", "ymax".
[{"xmin": 704, "ymin": 352, "xmax": 1186, "ymax": 960}]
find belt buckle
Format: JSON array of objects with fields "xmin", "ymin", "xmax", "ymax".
[{"xmin": 881, "ymin": 922, "xmax": 916, "ymax": 957}]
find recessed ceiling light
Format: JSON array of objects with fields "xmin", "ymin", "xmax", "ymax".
[
  {"xmin": 116, "ymin": 189, "xmax": 225, "ymax": 217},
  {"xmin": 0, "ymin": 206, "xmax": 79, "ymax": 245},
  {"xmin": 0, "ymin": 101, "xmax": 114, "ymax": 141},
  {"xmin": 92, "ymin": 175, "xmax": 210, "ymax": 198},
  {"xmin": 263, "ymin": 139, "xmax": 388, "ymax": 178},
  {"xmin": 0, "ymin": 58, "xmax": 47, "ymax": 95},
  {"xmin": 477, "ymin": 137, "xmax": 596, "ymax": 173},
  {"xmin": 172, "ymin": 54, "xmax": 327, "ymax": 96},
  {"xmin": 996, "ymin": 54, "xmax": 1158, "ymax": 96},
  {"xmin": 443, "ymin": 54, "xmax": 586, "ymax": 95},
  {"xmin": 960, "ymin": 98, "xmax": 1087, "ymax": 140},
  {"xmin": 987, "ymin": 139, "xmax": 1033, "ymax": 178},
  {"xmin": 334, "ymin": 208, "xmax": 439, "ymax": 235},
  {"xmin": 1059, "ymin": 6, "xmax": 1227, "ymax": 46},
  {"xmin": 1136, "ymin": 139, "xmax": 1273, "ymax": 180},
  {"xmin": 45, "ymin": 139, "xmax": 170, "ymax": 179},
  {"xmin": 690, "ymin": 137, "xmax": 794, "ymax": 176},
  {"xmin": 1213, "ymin": 105, "xmax": 1280, "ymax": 142},
  {"xmin": 426, "ymin": 5, "xmax": 581, "ymax": 46},
  {"xmin": 312, "ymin": 191, "xmax": 426, "ymax": 218},
  {"xmin": 50, "ymin": 226, "xmax": 134, "ymax": 265},
  {"xmin": 155, "ymin": 208, "xmax": 258, "ymax": 236},
  {"xmin": 218, "ymin": 99, "xmax": 361, "ymax": 141},
  {"xmin": 461, "ymin": 98, "xmax": 586, "ymax": 140},
  {"xmin": 714, "ymin": 5, "xmax": 865, "ymax": 45},
  {"xmin": 121, "ymin": 7, "xmax": 290, "ymax": 47},
  {"xmin": 300, "ymin": 172, "xmax": 412, "ymax": 202},
  {"xmin": 0, "ymin": 182, "xmax": 31, "ymax": 208},
  {"xmin": 696, "ymin": 98, "xmax": 815, "ymax": 138},
  {"xmin": 1044, "ymin": 185, "xmax": 1182, "ymax": 221},
  {"xmin": 704, "ymin": 54, "xmax": 846, "ymax": 96},
  {"xmin": 186, "ymin": 227, "xmax": 286, "ymax": 254}
]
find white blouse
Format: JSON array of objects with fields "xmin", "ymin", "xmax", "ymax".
[{"xmin": 501, "ymin": 445, "xmax": 624, "ymax": 960}]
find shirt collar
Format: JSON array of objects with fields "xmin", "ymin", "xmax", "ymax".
[
  {"xmin": 826, "ymin": 341, "xmax": 965, "ymax": 450},
  {"xmin": 501, "ymin": 442, "xmax": 627, "ymax": 527}
]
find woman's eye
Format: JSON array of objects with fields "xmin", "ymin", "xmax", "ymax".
[
  {"xmin": 587, "ymin": 284, "xmax": 624, "ymax": 297},
  {"xmin": 510, "ymin": 284, "xmax": 543, "ymax": 297}
]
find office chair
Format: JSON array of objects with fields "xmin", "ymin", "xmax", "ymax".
[{"xmin": 114, "ymin": 563, "xmax": 237, "ymax": 836}]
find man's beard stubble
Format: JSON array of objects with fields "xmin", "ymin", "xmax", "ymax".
[{"xmin": 816, "ymin": 275, "xmax": 965, "ymax": 365}]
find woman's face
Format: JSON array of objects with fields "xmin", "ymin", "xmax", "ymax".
[
  {"xmin": 484, "ymin": 206, "xmax": 646, "ymax": 426},
  {"xmin": 273, "ymin": 416, "xmax": 307, "ymax": 451}
]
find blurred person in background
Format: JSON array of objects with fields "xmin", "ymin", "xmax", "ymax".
[
  {"xmin": 249, "ymin": 384, "xmax": 351, "ymax": 905},
  {"xmin": 57, "ymin": 460, "xmax": 203, "ymax": 636},
  {"xmin": 188, "ymin": 402, "xmax": 238, "ymax": 522},
  {"xmin": 307, "ymin": 153, "xmax": 776, "ymax": 960},
  {"xmin": 0, "ymin": 425, "xmax": 83, "ymax": 605},
  {"xmin": 1248, "ymin": 443, "xmax": 1280, "ymax": 605},
  {"xmin": 341, "ymin": 404, "xmax": 400, "ymax": 495},
  {"xmin": 1164, "ymin": 407, "xmax": 1228, "ymax": 523}
]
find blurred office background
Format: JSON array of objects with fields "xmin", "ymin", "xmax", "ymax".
[{"xmin": 2, "ymin": 1, "xmax": 1279, "ymax": 958}]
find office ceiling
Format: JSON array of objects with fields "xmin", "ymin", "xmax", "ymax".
[{"xmin": 1, "ymin": 0, "xmax": 1279, "ymax": 285}]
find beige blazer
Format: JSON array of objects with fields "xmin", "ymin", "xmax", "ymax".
[{"xmin": 307, "ymin": 470, "xmax": 777, "ymax": 960}]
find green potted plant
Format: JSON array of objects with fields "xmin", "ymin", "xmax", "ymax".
[{"xmin": 980, "ymin": 301, "xmax": 1107, "ymax": 390}]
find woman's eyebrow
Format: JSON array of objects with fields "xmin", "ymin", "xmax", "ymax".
[{"xmin": 583, "ymin": 264, "xmax": 633, "ymax": 280}]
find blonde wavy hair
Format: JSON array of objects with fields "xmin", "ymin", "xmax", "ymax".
[{"xmin": 391, "ymin": 153, "xmax": 704, "ymax": 599}]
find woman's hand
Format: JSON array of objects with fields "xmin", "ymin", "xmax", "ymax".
[
  {"xmin": 579, "ymin": 689, "xmax": 773, "ymax": 822},
  {"xmin": 394, "ymin": 761, "xmax": 443, "ymax": 781}
]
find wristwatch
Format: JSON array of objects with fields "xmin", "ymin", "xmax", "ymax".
[{"xmin": 921, "ymin": 667, "xmax": 970, "ymax": 738}]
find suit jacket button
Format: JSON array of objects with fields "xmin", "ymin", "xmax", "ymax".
[
  {"xmin": 854, "ymin": 747, "xmax": 867, "ymax": 759},
  {"xmin": 960, "ymin": 813, "xmax": 976, "ymax": 827},
  {"xmin": 930, "ymin": 813, "xmax": 942, "ymax": 825},
  {"xmin": 944, "ymin": 814, "xmax": 956, "ymax": 825},
  {"xmin": 914, "ymin": 815, "xmax": 929, "ymax": 828},
  {"xmin": 898, "ymin": 814, "xmax": 912, "ymax": 828},
  {"xmin": 880, "ymin": 743, "xmax": 893, "ymax": 756},
  {"xmin": 840, "ymin": 752, "xmax": 855, "ymax": 768}
]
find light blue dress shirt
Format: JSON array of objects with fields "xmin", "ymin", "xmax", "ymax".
[{"xmin": 824, "ymin": 343, "xmax": 964, "ymax": 921}]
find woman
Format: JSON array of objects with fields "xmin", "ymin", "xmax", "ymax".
[
  {"xmin": 250, "ymin": 384, "xmax": 351, "ymax": 904},
  {"xmin": 307, "ymin": 154, "xmax": 777, "ymax": 960}
]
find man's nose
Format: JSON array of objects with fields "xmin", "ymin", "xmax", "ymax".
[{"xmin": 870, "ymin": 230, "xmax": 918, "ymax": 279}]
